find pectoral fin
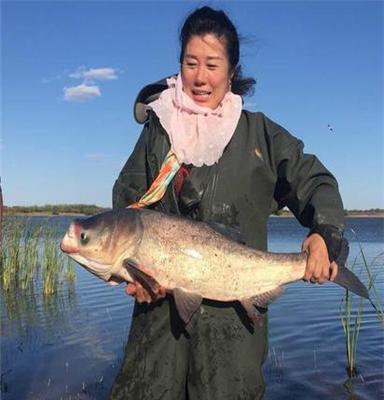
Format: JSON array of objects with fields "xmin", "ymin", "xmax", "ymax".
[
  {"xmin": 122, "ymin": 259, "xmax": 161, "ymax": 301},
  {"xmin": 173, "ymin": 287, "xmax": 203, "ymax": 325}
]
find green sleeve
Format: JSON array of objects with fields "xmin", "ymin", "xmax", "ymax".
[
  {"xmin": 270, "ymin": 121, "xmax": 345, "ymax": 234},
  {"xmin": 112, "ymin": 124, "xmax": 150, "ymax": 209}
]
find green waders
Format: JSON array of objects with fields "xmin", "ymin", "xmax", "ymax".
[{"xmin": 108, "ymin": 295, "xmax": 268, "ymax": 400}]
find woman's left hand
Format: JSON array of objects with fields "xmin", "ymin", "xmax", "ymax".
[{"xmin": 302, "ymin": 233, "xmax": 338, "ymax": 284}]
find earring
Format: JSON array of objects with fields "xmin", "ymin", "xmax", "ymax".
[{"xmin": 229, "ymin": 80, "xmax": 232, "ymax": 92}]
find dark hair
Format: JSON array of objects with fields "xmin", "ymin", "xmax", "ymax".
[{"xmin": 179, "ymin": 6, "xmax": 255, "ymax": 97}]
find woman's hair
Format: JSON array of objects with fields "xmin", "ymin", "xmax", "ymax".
[{"xmin": 179, "ymin": 6, "xmax": 256, "ymax": 97}]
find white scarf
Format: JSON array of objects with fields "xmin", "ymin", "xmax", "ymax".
[{"xmin": 149, "ymin": 74, "xmax": 242, "ymax": 167}]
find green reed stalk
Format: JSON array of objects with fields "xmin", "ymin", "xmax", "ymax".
[
  {"xmin": 340, "ymin": 256, "xmax": 360, "ymax": 377},
  {"xmin": 1, "ymin": 219, "xmax": 76, "ymax": 297},
  {"xmin": 340, "ymin": 241, "xmax": 384, "ymax": 378},
  {"xmin": 355, "ymin": 245, "xmax": 384, "ymax": 324},
  {"xmin": 1, "ymin": 219, "xmax": 23, "ymax": 290},
  {"xmin": 65, "ymin": 257, "xmax": 76, "ymax": 285},
  {"xmin": 42, "ymin": 225, "xmax": 63, "ymax": 295},
  {"xmin": 1, "ymin": 218, "xmax": 79, "ymax": 333},
  {"xmin": 21, "ymin": 224, "xmax": 41, "ymax": 289}
]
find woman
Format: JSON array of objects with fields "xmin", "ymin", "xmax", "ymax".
[{"xmin": 109, "ymin": 6, "xmax": 344, "ymax": 400}]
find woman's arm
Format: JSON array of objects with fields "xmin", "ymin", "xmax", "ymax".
[{"xmin": 270, "ymin": 121, "xmax": 345, "ymax": 283}]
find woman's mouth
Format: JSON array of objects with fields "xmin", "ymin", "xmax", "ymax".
[{"xmin": 192, "ymin": 89, "xmax": 211, "ymax": 101}]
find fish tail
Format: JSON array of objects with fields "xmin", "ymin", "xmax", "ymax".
[
  {"xmin": 334, "ymin": 265, "xmax": 369, "ymax": 299},
  {"xmin": 333, "ymin": 238, "xmax": 369, "ymax": 299},
  {"xmin": 332, "ymin": 238, "xmax": 382, "ymax": 311}
]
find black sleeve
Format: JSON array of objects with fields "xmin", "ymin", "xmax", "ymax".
[
  {"xmin": 270, "ymin": 120, "xmax": 345, "ymax": 261},
  {"xmin": 112, "ymin": 124, "xmax": 150, "ymax": 209}
]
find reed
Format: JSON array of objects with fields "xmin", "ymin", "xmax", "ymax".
[
  {"xmin": 21, "ymin": 223, "xmax": 41, "ymax": 289},
  {"xmin": 340, "ymin": 241, "xmax": 384, "ymax": 378},
  {"xmin": 339, "ymin": 255, "xmax": 363, "ymax": 378},
  {"xmin": 65, "ymin": 257, "xmax": 76, "ymax": 285},
  {"xmin": 41, "ymin": 225, "xmax": 63, "ymax": 295},
  {"xmin": 1, "ymin": 217, "xmax": 77, "ymax": 297},
  {"xmin": 355, "ymin": 250, "xmax": 384, "ymax": 324},
  {"xmin": 1, "ymin": 219, "xmax": 23, "ymax": 290}
]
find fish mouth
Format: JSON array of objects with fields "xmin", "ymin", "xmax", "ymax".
[
  {"xmin": 60, "ymin": 231, "xmax": 79, "ymax": 254},
  {"xmin": 60, "ymin": 221, "xmax": 81, "ymax": 254}
]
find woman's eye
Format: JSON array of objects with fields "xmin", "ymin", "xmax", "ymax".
[
  {"xmin": 207, "ymin": 65, "xmax": 218, "ymax": 70},
  {"xmin": 186, "ymin": 63, "xmax": 197, "ymax": 68}
]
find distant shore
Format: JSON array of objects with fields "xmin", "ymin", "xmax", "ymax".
[
  {"xmin": 270, "ymin": 212, "xmax": 384, "ymax": 218},
  {"xmin": 2, "ymin": 205, "xmax": 383, "ymax": 218},
  {"xmin": 2, "ymin": 205, "xmax": 108, "ymax": 217}
]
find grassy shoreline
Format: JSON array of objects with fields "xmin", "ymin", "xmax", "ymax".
[
  {"xmin": 2, "ymin": 204, "xmax": 383, "ymax": 218},
  {"xmin": 4, "ymin": 211, "xmax": 384, "ymax": 218}
]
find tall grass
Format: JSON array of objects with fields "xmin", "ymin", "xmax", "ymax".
[
  {"xmin": 21, "ymin": 224, "xmax": 41, "ymax": 289},
  {"xmin": 340, "ymin": 239, "xmax": 384, "ymax": 379},
  {"xmin": 1, "ymin": 217, "xmax": 78, "ymax": 336},
  {"xmin": 41, "ymin": 225, "xmax": 63, "ymax": 295},
  {"xmin": 339, "ymin": 256, "xmax": 363, "ymax": 378},
  {"xmin": 1, "ymin": 219, "xmax": 23, "ymax": 291},
  {"xmin": 65, "ymin": 255, "xmax": 76, "ymax": 285},
  {"xmin": 1, "ymin": 217, "xmax": 76, "ymax": 296}
]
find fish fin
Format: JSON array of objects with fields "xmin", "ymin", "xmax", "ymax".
[
  {"xmin": 240, "ymin": 286, "xmax": 284, "ymax": 326},
  {"xmin": 240, "ymin": 299, "xmax": 267, "ymax": 326},
  {"xmin": 332, "ymin": 239, "xmax": 370, "ymax": 300},
  {"xmin": 107, "ymin": 276, "xmax": 124, "ymax": 286},
  {"xmin": 122, "ymin": 259, "xmax": 161, "ymax": 301},
  {"xmin": 334, "ymin": 265, "xmax": 369, "ymax": 299},
  {"xmin": 250, "ymin": 286, "xmax": 285, "ymax": 308},
  {"xmin": 173, "ymin": 287, "xmax": 203, "ymax": 325}
]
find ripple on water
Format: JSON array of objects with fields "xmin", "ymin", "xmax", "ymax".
[{"xmin": 2, "ymin": 216, "xmax": 383, "ymax": 399}]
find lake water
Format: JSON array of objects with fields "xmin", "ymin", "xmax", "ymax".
[{"xmin": 1, "ymin": 216, "xmax": 383, "ymax": 399}]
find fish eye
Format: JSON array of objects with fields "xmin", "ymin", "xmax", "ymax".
[{"xmin": 80, "ymin": 232, "xmax": 89, "ymax": 245}]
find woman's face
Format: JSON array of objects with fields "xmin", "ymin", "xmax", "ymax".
[{"xmin": 181, "ymin": 34, "xmax": 231, "ymax": 110}]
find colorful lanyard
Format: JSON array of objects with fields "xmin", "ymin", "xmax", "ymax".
[{"xmin": 128, "ymin": 150, "xmax": 181, "ymax": 209}]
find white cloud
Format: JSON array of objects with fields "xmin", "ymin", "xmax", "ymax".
[
  {"xmin": 69, "ymin": 67, "xmax": 119, "ymax": 82},
  {"xmin": 62, "ymin": 66, "xmax": 119, "ymax": 103},
  {"xmin": 63, "ymin": 84, "xmax": 101, "ymax": 102}
]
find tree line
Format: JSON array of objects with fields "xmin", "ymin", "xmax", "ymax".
[
  {"xmin": 3, "ymin": 205, "xmax": 383, "ymax": 217},
  {"xmin": 3, "ymin": 204, "xmax": 110, "ymax": 215}
]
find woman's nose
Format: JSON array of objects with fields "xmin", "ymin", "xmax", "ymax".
[{"xmin": 195, "ymin": 66, "xmax": 207, "ymax": 84}]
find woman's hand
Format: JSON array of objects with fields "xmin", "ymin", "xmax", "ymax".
[
  {"xmin": 302, "ymin": 233, "xmax": 338, "ymax": 284},
  {"xmin": 125, "ymin": 282, "xmax": 166, "ymax": 304}
]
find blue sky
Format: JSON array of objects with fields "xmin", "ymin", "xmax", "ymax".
[{"xmin": 2, "ymin": 0, "xmax": 383, "ymax": 209}]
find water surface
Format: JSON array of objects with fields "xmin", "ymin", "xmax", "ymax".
[{"xmin": 1, "ymin": 216, "xmax": 383, "ymax": 399}]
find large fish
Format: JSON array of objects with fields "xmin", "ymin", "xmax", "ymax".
[{"xmin": 60, "ymin": 208, "xmax": 369, "ymax": 324}]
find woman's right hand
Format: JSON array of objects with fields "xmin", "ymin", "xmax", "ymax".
[{"xmin": 125, "ymin": 282, "xmax": 166, "ymax": 303}]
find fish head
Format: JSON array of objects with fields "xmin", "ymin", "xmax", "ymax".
[{"xmin": 60, "ymin": 208, "xmax": 143, "ymax": 283}]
